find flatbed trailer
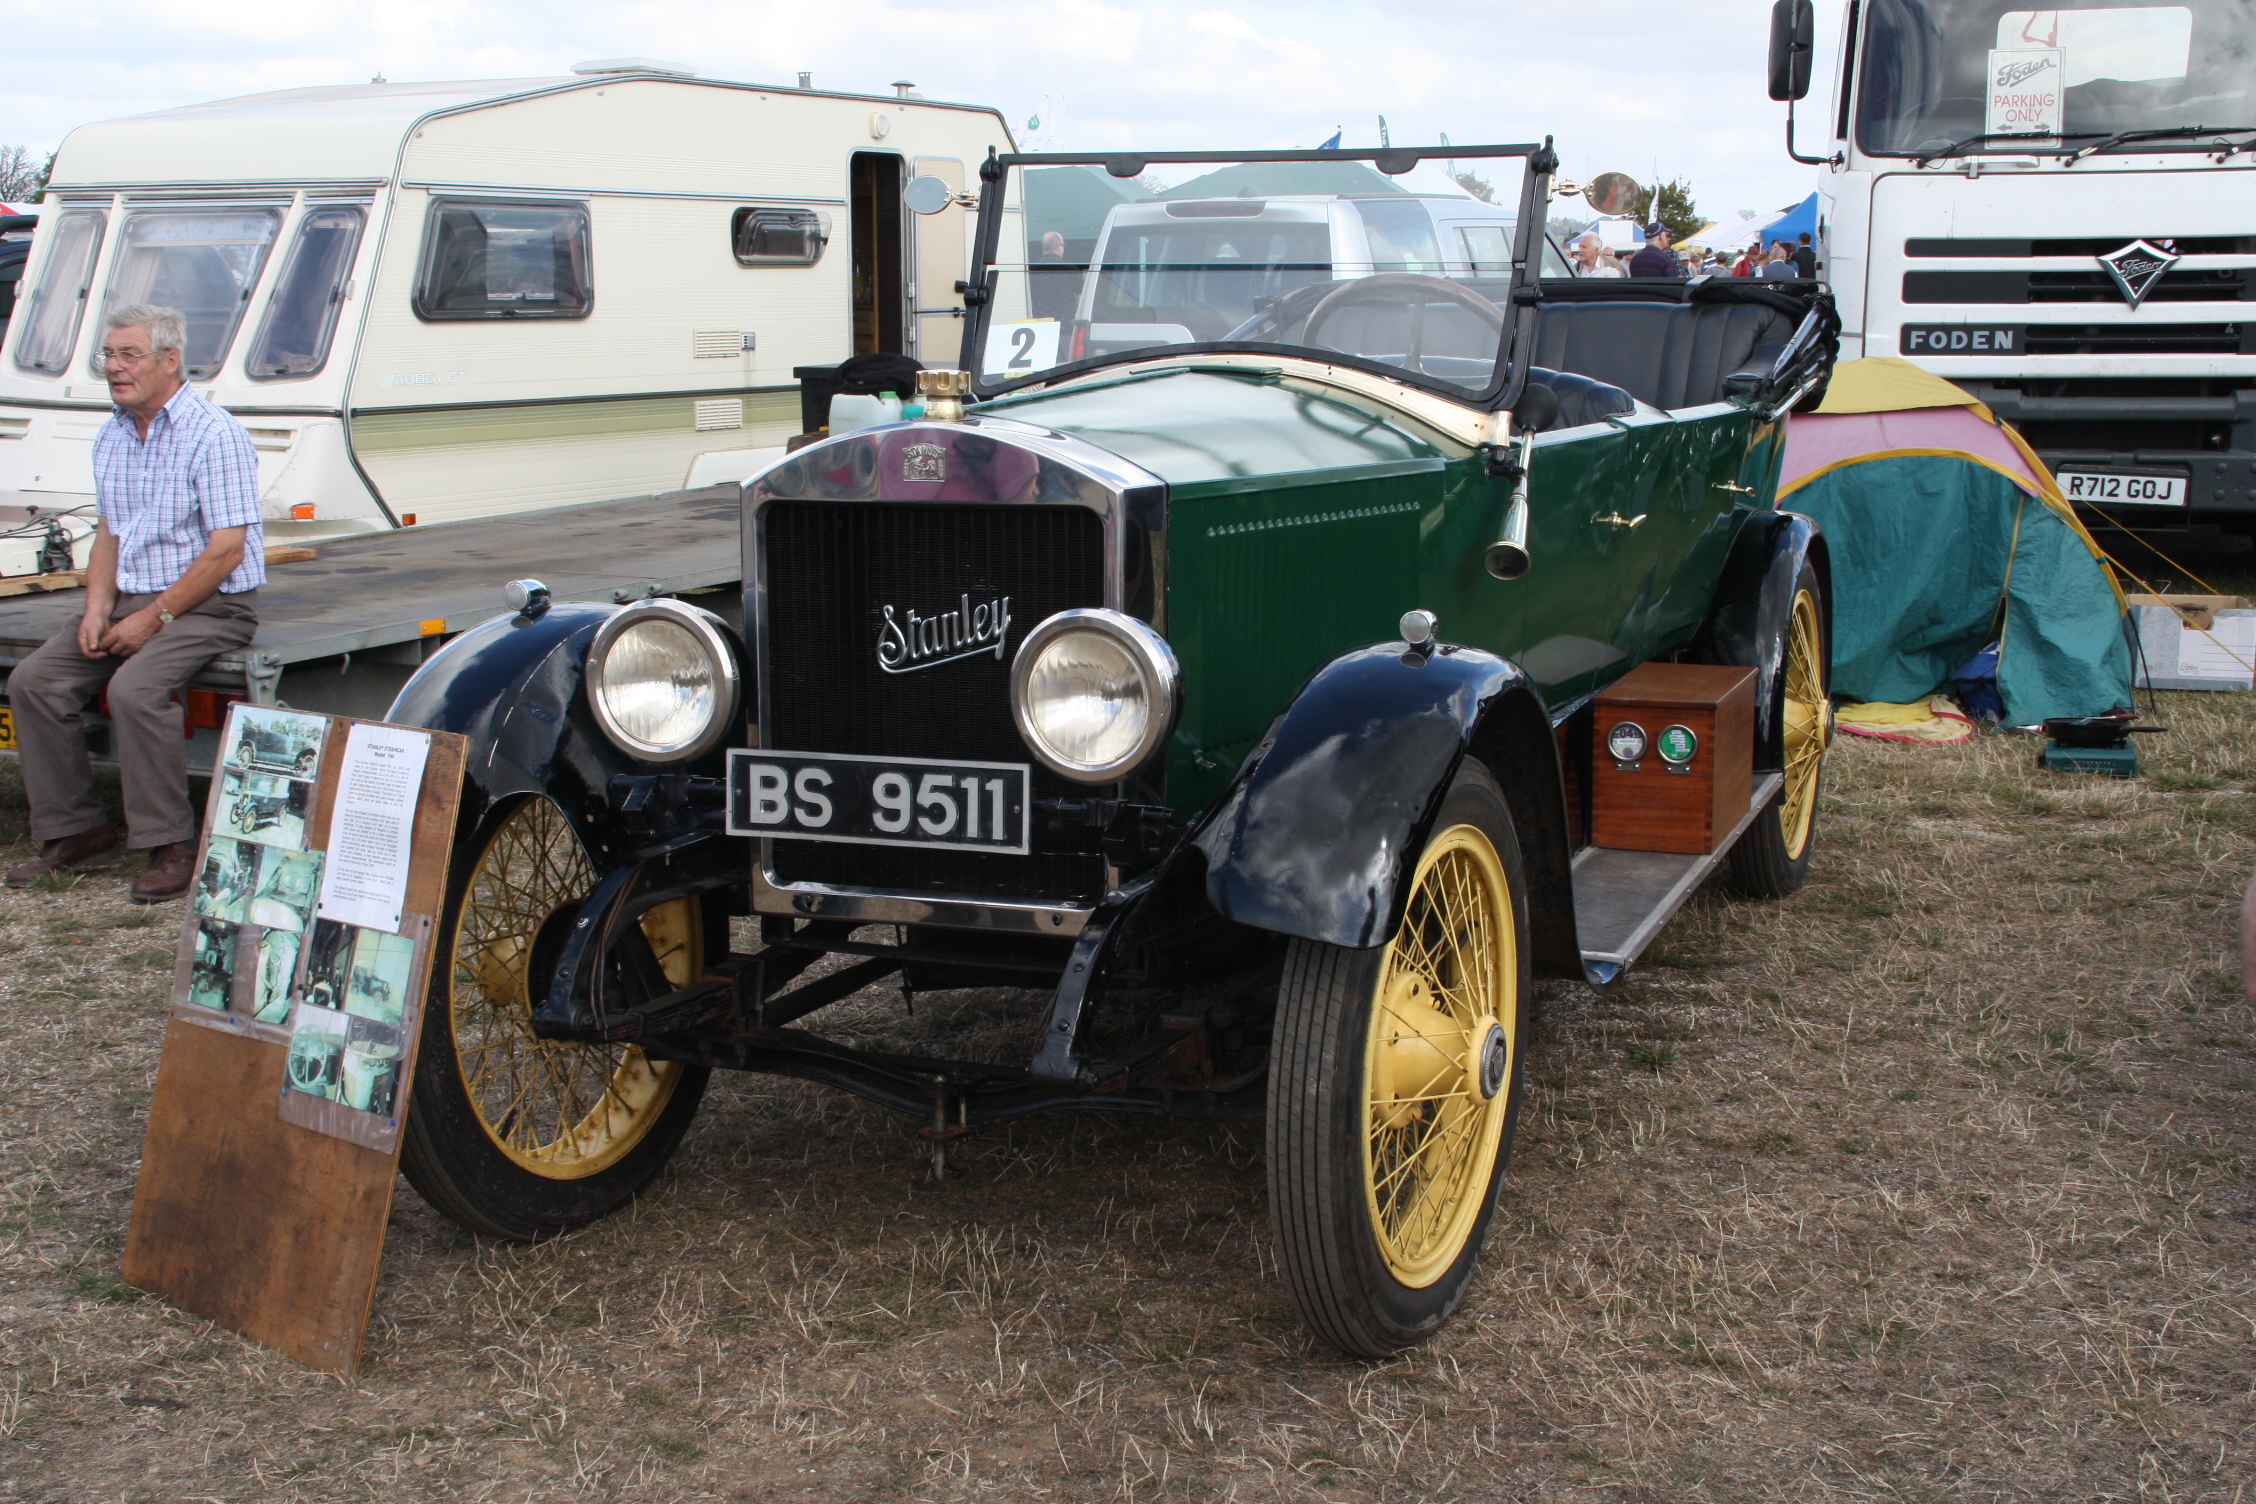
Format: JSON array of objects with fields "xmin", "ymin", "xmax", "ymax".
[{"xmin": 0, "ymin": 486, "xmax": 739, "ymax": 772}]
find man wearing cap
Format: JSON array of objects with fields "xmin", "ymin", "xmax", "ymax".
[
  {"xmin": 1626, "ymin": 222, "xmax": 1681, "ymax": 278},
  {"xmin": 4, "ymin": 303, "xmax": 263, "ymax": 901}
]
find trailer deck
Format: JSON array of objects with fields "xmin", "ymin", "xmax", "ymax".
[{"xmin": 0, "ymin": 485, "xmax": 739, "ymax": 764}]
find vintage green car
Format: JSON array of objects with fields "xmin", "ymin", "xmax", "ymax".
[{"xmin": 389, "ymin": 143, "xmax": 1838, "ymax": 1358}]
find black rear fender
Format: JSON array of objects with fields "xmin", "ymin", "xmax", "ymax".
[
  {"xmin": 1689, "ymin": 510, "xmax": 1829, "ymax": 771},
  {"xmin": 1190, "ymin": 642, "xmax": 1578, "ymax": 971}
]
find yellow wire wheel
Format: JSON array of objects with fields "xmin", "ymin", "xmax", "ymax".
[
  {"xmin": 400, "ymin": 795, "xmax": 711, "ymax": 1241},
  {"xmin": 1362, "ymin": 822, "xmax": 1519, "ymax": 1287},
  {"xmin": 451, "ymin": 797, "xmax": 695, "ymax": 1178},
  {"xmin": 1268, "ymin": 760, "xmax": 1529, "ymax": 1359},
  {"xmin": 1724, "ymin": 563, "xmax": 1830, "ymax": 899},
  {"xmin": 1777, "ymin": 587, "xmax": 1826, "ymax": 861}
]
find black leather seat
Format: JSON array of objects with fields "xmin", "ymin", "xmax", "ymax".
[{"xmin": 1530, "ymin": 298, "xmax": 1796, "ymax": 410}]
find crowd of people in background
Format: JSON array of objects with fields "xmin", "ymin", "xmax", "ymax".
[{"xmin": 1566, "ymin": 223, "xmax": 1819, "ymax": 281}]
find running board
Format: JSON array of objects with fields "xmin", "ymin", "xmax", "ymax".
[{"xmin": 1571, "ymin": 772, "xmax": 1784, "ymax": 984}]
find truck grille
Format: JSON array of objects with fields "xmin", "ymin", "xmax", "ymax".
[
  {"xmin": 2023, "ymin": 324, "xmax": 2246, "ymax": 356},
  {"xmin": 1903, "ymin": 270, "xmax": 2250, "ymax": 304},
  {"xmin": 759, "ymin": 500, "xmax": 1108, "ymax": 904}
]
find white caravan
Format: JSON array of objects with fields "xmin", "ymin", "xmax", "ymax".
[
  {"xmin": 1768, "ymin": 0, "xmax": 2256, "ymax": 525},
  {"xmin": 0, "ymin": 67, "xmax": 1009, "ymax": 570}
]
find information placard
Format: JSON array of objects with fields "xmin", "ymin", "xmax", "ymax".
[{"xmin": 126, "ymin": 707, "xmax": 466, "ymax": 1376}]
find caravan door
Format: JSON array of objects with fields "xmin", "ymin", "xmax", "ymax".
[{"xmin": 909, "ymin": 156, "xmax": 968, "ymax": 366}]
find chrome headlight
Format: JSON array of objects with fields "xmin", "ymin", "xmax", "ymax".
[
  {"xmin": 586, "ymin": 600, "xmax": 741, "ymax": 763},
  {"xmin": 1010, "ymin": 609, "xmax": 1179, "ymax": 784}
]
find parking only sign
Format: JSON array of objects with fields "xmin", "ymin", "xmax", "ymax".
[{"xmin": 1986, "ymin": 48, "xmax": 2063, "ymax": 136}]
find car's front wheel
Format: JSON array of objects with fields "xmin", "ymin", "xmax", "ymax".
[
  {"xmin": 400, "ymin": 794, "xmax": 709, "ymax": 1241},
  {"xmin": 1267, "ymin": 760, "xmax": 1530, "ymax": 1359}
]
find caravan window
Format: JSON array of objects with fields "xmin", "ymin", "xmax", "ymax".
[
  {"xmin": 246, "ymin": 206, "xmax": 365, "ymax": 380},
  {"xmin": 415, "ymin": 198, "xmax": 592, "ymax": 320},
  {"xmin": 11, "ymin": 210, "xmax": 104, "ymax": 376},
  {"xmin": 732, "ymin": 207, "xmax": 828, "ymax": 266},
  {"xmin": 92, "ymin": 209, "xmax": 282, "ymax": 378}
]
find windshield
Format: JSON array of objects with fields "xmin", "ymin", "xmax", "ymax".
[
  {"xmin": 1858, "ymin": 0, "xmax": 2256, "ymax": 154},
  {"xmin": 93, "ymin": 209, "xmax": 280, "ymax": 378},
  {"xmin": 969, "ymin": 149, "xmax": 1539, "ymax": 403}
]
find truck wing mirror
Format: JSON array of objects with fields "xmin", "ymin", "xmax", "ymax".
[
  {"xmin": 903, "ymin": 175, "xmax": 956, "ymax": 215},
  {"xmin": 1769, "ymin": 0, "xmax": 1815, "ymax": 101}
]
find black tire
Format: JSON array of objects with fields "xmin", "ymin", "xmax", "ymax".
[
  {"xmin": 400, "ymin": 795, "xmax": 710, "ymax": 1242},
  {"xmin": 1267, "ymin": 760, "xmax": 1531, "ymax": 1359},
  {"xmin": 1724, "ymin": 561, "xmax": 1829, "ymax": 899}
]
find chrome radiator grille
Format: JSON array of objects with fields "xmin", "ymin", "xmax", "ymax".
[{"xmin": 759, "ymin": 500, "xmax": 1108, "ymax": 904}]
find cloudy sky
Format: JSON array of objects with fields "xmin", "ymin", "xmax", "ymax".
[{"xmin": 3, "ymin": 0, "xmax": 1841, "ymax": 226}]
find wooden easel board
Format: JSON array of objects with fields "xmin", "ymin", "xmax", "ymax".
[{"xmin": 122, "ymin": 711, "xmax": 464, "ymax": 1377}]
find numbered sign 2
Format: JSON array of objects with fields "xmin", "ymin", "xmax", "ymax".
[{"xmin": 980, "ymin": 319, "xmax": 1063, "ymax": 378}]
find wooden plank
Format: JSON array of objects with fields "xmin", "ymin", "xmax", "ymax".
[
  {"xmin": 263, "ymin": 545, "xmax": 319, "ymax": 565},
  {"xmin": 122, "ymin": 716, "xmax": 466, "ymax": 1377},
  {"xmin": 120, "ymin": 1023, "xmax": 397, "ymax": 1374},
  {"xmin": 0, "ymin": 570, "xmax": 85, "ymax": 597}
]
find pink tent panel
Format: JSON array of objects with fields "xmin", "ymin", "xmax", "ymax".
[{"xmin": 1779, "ymin": 406, "xmax": 2046, "ymax": 497}]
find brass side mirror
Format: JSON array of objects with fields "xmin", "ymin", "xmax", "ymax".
[{"xmin": 1583, "ymin": 171, "xmax": 1645, "ymax": 218}]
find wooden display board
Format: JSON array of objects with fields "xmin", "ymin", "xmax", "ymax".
[{"xmin": 122, "ymin": 708, "xmax": 465, "ymax": 1377}]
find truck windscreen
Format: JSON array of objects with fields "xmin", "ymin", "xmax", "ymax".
[{"xmin": 1857, "ymin": 0, "xmax": 2254, "ymax": 155}]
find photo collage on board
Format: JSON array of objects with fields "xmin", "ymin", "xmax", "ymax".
[
  {"xmin": 285, "ymin": 919, "xmax": 416, "ymax": 1117},
  {"xmin": 186, "ymin": 707, "xmax": 329, "ymax": 1019}
]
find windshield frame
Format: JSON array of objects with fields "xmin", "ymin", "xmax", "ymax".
[
  {"xmin": 959, "ymin": 144, "xmax": 1554, "ymax": 413},
  {"xmin": 1854, "ymin": 0, "xmax": 2256, "ymax": 158}
]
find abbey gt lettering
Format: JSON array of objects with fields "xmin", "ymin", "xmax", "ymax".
[{"xmin": 878, "ymin": 594, "xmax": 1015, "ymax": 674}]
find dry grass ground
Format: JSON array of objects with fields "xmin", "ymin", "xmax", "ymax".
[{"xmin": 4, "ymin": 618, "xmax": 2255, "ymax": 1499}]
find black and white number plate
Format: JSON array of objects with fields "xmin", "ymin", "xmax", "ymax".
[
  {"xmin": 726, "ymin": 750, "xmax": 1030, "ymax": 854},
  {"xmin": 2058, "ymin": 470, "xmax": 2186, "ymax": 508}
]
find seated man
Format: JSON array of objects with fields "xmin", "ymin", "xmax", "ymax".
[{"xmin": 4, "ymin": 303, "xmax": 264, "ymax": 900}]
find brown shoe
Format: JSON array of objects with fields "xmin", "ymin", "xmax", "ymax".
[
  {"xmin": 131, "ymin": 841, "xmax": 198, "ymax": 903},
  {"xmin": 4, "ymin": 825, "xmax": 123, "ymax": 887}
]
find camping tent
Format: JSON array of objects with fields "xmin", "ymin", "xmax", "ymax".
[{"xmin": 1778, "ymin": 357, "xmax": 2131, "ymax": 725}]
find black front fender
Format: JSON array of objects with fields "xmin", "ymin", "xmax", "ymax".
[
  {"xmin": 386, "ymin": 603, "xmax": 736, "ymax": 868},
  {"xmin": 1192, "ymin": 643, "xmax": 1563, "ymax": 954}
]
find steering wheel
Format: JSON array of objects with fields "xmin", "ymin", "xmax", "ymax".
[{"xmin": 1301, "ymin": 274, "xmax": 1507, "ymax": 374}]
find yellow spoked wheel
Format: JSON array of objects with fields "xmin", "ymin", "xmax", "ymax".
[
  {"xmin": 1364, "ymin": 824, "xmax": 1518, "ymax": 1288},
  {"xmin": 453, "ymin": 797, "xmax": 696, "ymax": 1177},
  {"xmin": 1777, "ymin": 587, "xmax": 1826, "ymax": 861},
  {"xmin": 400, "ymin": 796, "xmax": 711, "ymax": 1241},
  {"xmin": 1269, "ymin": 761, "xmax": 1529, "ymax": 1359},
  {"xmin": 1726, "ymin": 567, "xmax": 1830, "ymax": 899}
]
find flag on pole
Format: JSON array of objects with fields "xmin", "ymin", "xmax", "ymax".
[{"xmin": 1318, "ymin": 130, "xmax": 1341, "ymax": 151}]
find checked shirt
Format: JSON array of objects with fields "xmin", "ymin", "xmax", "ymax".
[{"xmin": 92, "ymin": 385, "xmax": 266, "ymax": 595}]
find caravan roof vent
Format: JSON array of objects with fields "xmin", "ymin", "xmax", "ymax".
[{"xmin": 572, "ymin": 57, "xmax": 696, "ymax": 77}]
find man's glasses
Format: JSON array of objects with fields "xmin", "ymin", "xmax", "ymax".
[{"xmin": 98, "ymin": 347, "xmax": 160, "ymax": 365}]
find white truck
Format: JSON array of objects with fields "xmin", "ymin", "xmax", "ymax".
[{"xmin": 1768, "ymin": 0, "xmax": 2255, "ymax": 526}]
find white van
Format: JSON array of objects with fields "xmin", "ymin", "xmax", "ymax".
[{"xmin": 0, "ymin": 66, "xmax": 1009, "ymax": 571}]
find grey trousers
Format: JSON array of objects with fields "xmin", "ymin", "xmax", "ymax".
[{"xmin": 9, "ymin": 591, "xmax": 259, "ymax": 848}]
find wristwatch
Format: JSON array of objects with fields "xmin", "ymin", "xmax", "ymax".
[{"xmin": 155, "ymin": 606, "xmax": 176, "ymax": 626}]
